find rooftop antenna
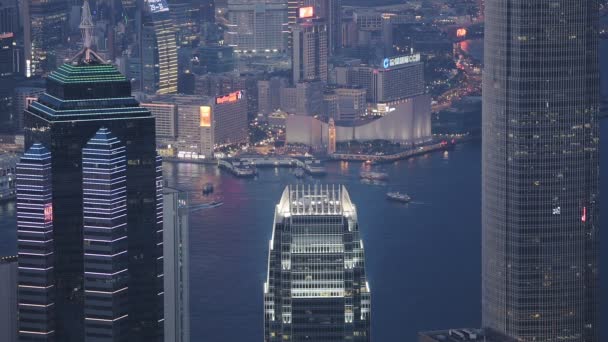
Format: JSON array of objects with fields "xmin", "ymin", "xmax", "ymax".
[{"xmin": 70, "ymin": 0, "xmax": 105, "ymax": 65}]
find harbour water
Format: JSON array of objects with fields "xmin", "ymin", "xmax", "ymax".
[{"xmin": 2, "ymin": 122, "xmax": 608, "ymax": 340}]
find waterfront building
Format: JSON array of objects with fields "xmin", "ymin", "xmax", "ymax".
[
  {"xmin": 140, "ymin": 0, "xmax": 178, "ymax": 94},
  {"xmin": 142, "ymin": 92, "xmax": 248, "ymax": 157},
  {"xmin": 286, "ymin": 94, "xmax": 431, "ymax": 146},
  {"xmin": 292, "ymin": 16, "xmax": 328, "ymax": 83},
  {"xmin": 0, "ymin": 255, "xmax": 17, "ymax": 342},
  {"xmin": 18, "ymin": 20, "xmax": 163, "ymax": 339},
  {"xmin": 481, "ymin": 0, "xmax": 600, "ymax": 340},
  {"xmin": 224, "ymin": 0, "xmax": 289, "ymax": 53},
  {"xmin": 143, "ymin": 102, "xmax": 179, "ymax": 142},
  {"xmin": 264, "ymin": 185, "xmax": 371, "ymax": 342},
  {"xmin": 163, "ymin": 188, "xmax": 190, "ymax": 342}
]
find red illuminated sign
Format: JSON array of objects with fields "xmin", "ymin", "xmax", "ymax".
[
  {"xmin": 581, "ymin": 207, "xmax": 587, "ymax": 223},
  {"xmin": 215, "ymin": 91, "xmax": 243, "ymax": 105},
  {"xmin": 299, "ymin": 6, "xmax": 314, "ymax": 19},
  {"xmin": 44, "ymin": 204, "xmax": 53, "ymax": 223}
]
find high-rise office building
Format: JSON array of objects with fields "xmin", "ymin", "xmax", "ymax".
[
  {"xmin": 224, "ymin": 0, "xmax": 289, "ymax": 53},
  {"xmin": 22, "ymin": 0, "xmax": 68, "ymax": 76},
  {"xmin": 482, "ymin": 0, "xmax": 600, "ymax": 341},
  {"xmin": 264, "ymin": 185, "xmax": 371, "ymax": 342},
  {"xmin": 334, "ymin": 54, "xmax": 424, "ymax": 103},
  {"xmin": 141, "ymin": 0, "xmax": 178, "ymax": 94},
  {"xmin": 18, "ymin": 33, "xmax": 164, "ymax": 340},
  {"xmin": 0, "ymin": 255, "xmax": 17, "ymax": 342},
  {"xmin": 292, "ymin": 16, "xmax": 327, "ymax": 84},
  {"xmin": 303, "ymin": 0, "xmax": 341, "ymax": 54},
  {"xmin": 163, "ymin": 188, "xmax": 190, "ymax": 342}
]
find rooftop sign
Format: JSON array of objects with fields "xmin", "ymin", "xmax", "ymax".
[
  {"xmin": 215, "ymin": 90, "xmax": 243, "ymax": 105},
  {"xmin": 382, "ymin": 54, "xmax": 421, "ymax": 69},
  {"xmin": 299, "ymin": 6, "xmax": 314, "ymax": 19}
]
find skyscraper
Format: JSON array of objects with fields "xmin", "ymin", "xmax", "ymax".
[
  {"xmin": 292, "ymin": 16, "xmax": 327, "ymax": 84},
  {"xmin": 224, "ymin": 0, "xmax": 288, "ymax": 53},
  {"xmin": 22, "ymin": 0, "xmax": 68, "ymax": 76},
  {"xmin": 18, "ymin": 9, "xmax": 164, "ymax": 339},
  {"xmin": 140, "ymin": 0, "xmax": 178, "ymax": 94},
  {"xmin": 163, "ymin": 188, "xmax": 190, "ymax": 342},
  {"xmin": 264, "ymin": 185, "xmax": 371, "ymax": 342},
  {"xmin": 482, "ymin": 0, "xmax": 599, "ymax": 341}
]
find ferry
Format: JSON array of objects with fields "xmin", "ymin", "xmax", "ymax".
[
  {"xmin": 386, "ymin": 192, "xmax": 411, "ymax": 203},
  {"xmin": 360, "ymin": 171, "xmax": 389, "ymax": 181}
]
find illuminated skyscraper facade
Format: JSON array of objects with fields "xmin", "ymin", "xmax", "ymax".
[
  {"xmin": 23, "ymin": 0, "xmax": 68, "ymax": 76},
  {"xmin": 264, "ymin": 185, "xmax": 371, "ymax": 342},
  {"xmin": 19, "ymin": 48, "xmax": 164, "ymax": 341},
  {"xmin": 82, "ymin": 128, "xmax": 130, "ymax": 340},
  {"xmin": 482, "ymin": 0, "xmax": 600, "ymax": 341},
  {"xmin": 141, "ymin": 0, "xmax": 178, "ymax": 94}
]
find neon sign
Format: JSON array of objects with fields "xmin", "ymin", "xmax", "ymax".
[
  {"xmin": 44, "ymin": 204, "xmax": 53, "ymax": 223},
  {"xmin": 456, "ymin": 28, "xmax": 467, "ymax": 38},
  {"xmin": 382, "ymin": 54, "xmax": 421, "ymax": 69},
  {"xmin": 581, "ymin": 207, "xmax": 587, "ymax": 222},
  {"xmin": 299, "ymin": 6, "xmax": 314, "ymax": 19},
  {"xmin": 215, "ymin": 91, "xmax": 243, "ymax": 105}
]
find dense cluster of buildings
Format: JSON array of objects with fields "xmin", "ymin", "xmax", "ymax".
[{"xmin": 0, "ymin": 0, "xmax": 604, "ymax": 341}]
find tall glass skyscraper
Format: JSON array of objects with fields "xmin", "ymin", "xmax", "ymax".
[
  {"xmin": 482, "ymin": 0, "xmax": 600, "ymax": 341},
  {"xmin": 141, "ymin": 0, "xmax": 179, "ymax": 94},
  {"xmin": 264, "ymin": 185, "xmax": 371, "ymax": 342},
  {"xmin": 18, "ymin": 47, "xmax": 164, "ymax": 341}
]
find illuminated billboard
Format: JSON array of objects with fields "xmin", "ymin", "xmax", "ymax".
[
  {"xmin": 456, "ymin": 28, "xmax": 467, "ymax": 38},
  {"xmin": 146, "ymin": 0, "xmax": 169, "ymax": 13},
  {"xmin": 215, "ymin": 90, "xmax": 243, "ymax": 105},
  {"xmin": 200, "ymin": 106, "xmax": 212, "ymax": 127},
  {"xmin": 299, "ymin": 6, "xmax": 314, "ymax": 19}
]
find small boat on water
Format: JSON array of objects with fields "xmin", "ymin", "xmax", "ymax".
[
  {"xmin": 386, "ymin": 191, "xmax": 411, "ymax": 203},
  {"xmin": 202, "ymin": 182, "xmax": 214, "ymax": 195},
  {"xmin": 360, "ymin": 171, "xmax": 389, "ymax": 181}
]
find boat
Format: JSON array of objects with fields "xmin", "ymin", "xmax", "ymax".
[
  {"xmin": 386, "ymin": 191, "xmax": 411, "ymax": 203},
  {"xmin": 294, "ymin": 168, "xmax": 305, "ymax": 178},
  {"xmin": 360, "ymin": 171, "xmax": 389, "ymax": 181},
  {"xmin": 202, "ymin": 182, "xmax": 214, "ymax": 195}
]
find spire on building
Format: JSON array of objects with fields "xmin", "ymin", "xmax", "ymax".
[{"xmin": 71, "ymin": 0, "xmax": 106, "ymax": 65}]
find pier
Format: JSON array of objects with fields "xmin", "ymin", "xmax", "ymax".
[{"xmin": 329, "ymin": 140, "xmax": 455, "ymax": 163}]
